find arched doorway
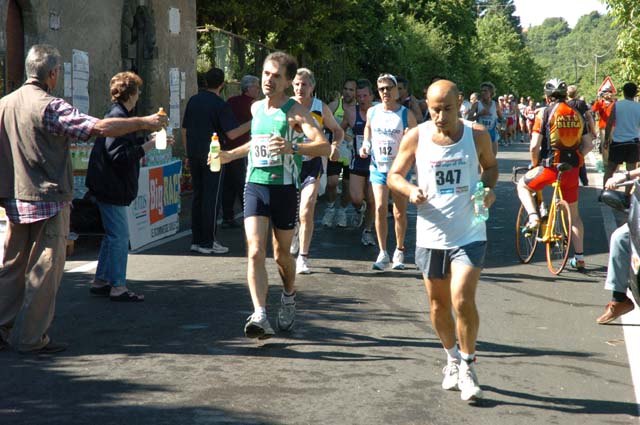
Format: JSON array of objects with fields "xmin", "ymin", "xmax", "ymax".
[{"xmin": 4, "ymin": 0, "xmax": 24, "ymax": 95}]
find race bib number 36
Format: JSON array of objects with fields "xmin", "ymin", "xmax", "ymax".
[{"xmin": 251, "ymin": 135, "xmax": 282, "ymax": 168}]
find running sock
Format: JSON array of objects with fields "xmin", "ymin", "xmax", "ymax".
[
  {"xmin": 613, "ymin": 291, "xmax": 629, "ymax": 303},
  {"xmin": 282, "ymin": 290, "xmax": 296, "ymax": 305},
  {"xmin": 254, "ymin": 306, "xmax": 267, "ymax": 321},
  {"xmin": 326, "ymin": 202, "xmax": 335, "ymax": 209},
  {"xmin": 460, "ymin": 351, "xmax": 476, "ymax": 364},
  {"xmin": 574, "ymin": 253, "xmax": 584, "ymax": 261},
  {"xmin": 444, "ymin": 345, "xmax": 461, "ymax": 364},
  {"xmin": 528, "ymin": 213, "xmax": 539, "ymax": 225}
]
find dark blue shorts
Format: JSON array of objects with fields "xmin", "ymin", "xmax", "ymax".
[
  {"xmin": 300, "ymin": 157, "xmax": 324, "ymax": 188},
  {"xmin": 243, "ymin": 182, "xmax": 299, "ymax": 230}
]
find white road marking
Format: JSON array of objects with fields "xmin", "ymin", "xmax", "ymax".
[{"xmin": 68, "ymin": 260, "xmax": 98, "ymax": 273}]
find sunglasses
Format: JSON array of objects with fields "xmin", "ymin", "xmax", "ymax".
[{"xmin": 378, "ymin": 86, "xmax": 395, "ymax": 92}]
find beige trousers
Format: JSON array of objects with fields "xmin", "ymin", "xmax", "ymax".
[{"xmin": 0, "ymin": 206, "xmax": 69, "ymax": 351}]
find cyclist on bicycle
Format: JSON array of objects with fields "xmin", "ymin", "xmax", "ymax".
[{"xmin": 516, "ymin": 78, "xmax": 594, "ymax": 269}]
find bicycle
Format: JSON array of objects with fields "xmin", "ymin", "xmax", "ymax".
[{"xmin": 512, "ymin": 163, "xmax": 573, "ymax": 275}]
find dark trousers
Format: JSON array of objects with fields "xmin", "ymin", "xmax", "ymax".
[
  {"xmin": 222, "ymin": 158, "xmax": 247, "ymax": 221},
  {"xmin": 189, "ymin": 156, "xmax": 224, "ymax": 247}
]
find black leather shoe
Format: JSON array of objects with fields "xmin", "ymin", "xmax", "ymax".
[
  {"xmin": 0, "ymin": 337, "xmax": 7, "ymax": 351},
  {"xmin": 19, "ymin": 341, "xmax": 68, "ymax": 355}
]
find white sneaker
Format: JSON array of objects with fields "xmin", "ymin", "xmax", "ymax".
[
  {"xmin": 442, "ymin": 362, "xmax": 460, "ymax": 390},
  {"xmin": 193, "ymin": 242, "xmax": 229, "ymax": 254},
  {"xmin": 244, "ymin": 313, "xmax": 275, "ymax": 340},
  {"xmin": 335, "ymin": 208, "xmax": 348, "ymax": 228},
  {"xmin": 276, "ymin": 293, "xmax": 296, "ymax": 331},
  {"xmin": 190, "ymin": 244, "xmax": 200, "ymax": 252},
  {"xmin": 361, "ymin": 229, "xmax": 376, "ymax": 246},
  {"xmin": 458, "ymin": 360, "xmax": 483, "ymax": 401},
  {"xmin": 372, "ymin": 251, "xmax": 390, "ymax": 271},
  {"xmin": 296, "ymin": 255, "xmax": 310, "ymax": 274},
  {"xmin": 353, "ymin": 203, "xmax": 366, "ymax": 228},
  {"xmin": 290, "ymin": 224, "xmax": 299, "ymax": 255},
  {"xmin": 392, "ymin": 248, "xmax": 405, "ymax": 270},
  {"xmin": 212, "ymin": 241, "xmax": 229, "ymax": 254},
  {"xmin": 322, "ymin": 207, "xmax": 336, "ymax": 227}
]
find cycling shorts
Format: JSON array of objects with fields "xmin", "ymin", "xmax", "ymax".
[{"xmin": 523, "ymin": 165, "xmax": 580, "ymax": 204}]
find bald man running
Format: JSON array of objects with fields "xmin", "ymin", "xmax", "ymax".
[{"xmin": 388, "ymin": 79, "xmax": 498, "ymax": 402}]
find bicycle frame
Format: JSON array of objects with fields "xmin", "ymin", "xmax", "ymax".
[{"xmin": 538, "ymin": 178, "xmax": 564, "ymax": 243}]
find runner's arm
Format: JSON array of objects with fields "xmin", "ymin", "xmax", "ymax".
[
  {"xmin": 287, "ymin": 103, "xmax": 330, "ymax": 157},
  {"xmin": 388, "ymin": 127, "xmax": 425, "ymax": 205},
  {"xmin": 473, "ymin": 123, "xmax": 498, "ymax": 208}
]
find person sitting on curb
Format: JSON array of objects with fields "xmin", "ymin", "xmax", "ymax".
[{"xmin": 597, "ymin": 169, "xmax": 639, "ymax": 324}]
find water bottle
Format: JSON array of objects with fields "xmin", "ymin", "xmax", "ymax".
[
  {"xmin": 473, "ymin": 181, "xmax": 489, "ymax": 223},
  {"xmin": 155, "ymin": 107, "xmax": 167, "ymax": 150},
  {"xmin": 209, "ymin": 132, "xmax": 221, "ymax": 172}
]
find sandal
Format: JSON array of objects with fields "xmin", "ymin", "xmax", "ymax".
[{"xmin": 110, "ymin": 291, "xmax": 145, "ymax": 302}]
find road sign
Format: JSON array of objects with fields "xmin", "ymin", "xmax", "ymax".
[{"xmin": 598, "ymin": 76, "xmax": 616, "ymax": 94}]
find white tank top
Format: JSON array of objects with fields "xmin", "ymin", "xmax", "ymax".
[
  {"xmin": 477, "ymin": 100, "xmax": 498, "ymax": 130},
  {"xmin": 369, "ymin": 104, "xmax": 407, "ymax": 173},
  {"xmin": 415, "ymin": 120, "xmax": 486, "ymax": 249}
]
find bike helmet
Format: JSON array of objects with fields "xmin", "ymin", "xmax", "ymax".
[{"xmin": 544, "ymin": 78, "xmax": 567, "ymax": 98}]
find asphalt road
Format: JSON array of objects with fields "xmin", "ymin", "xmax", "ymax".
[{"xmin": 1, "ymin": 143, "xmax": 638, "ymax": 425}]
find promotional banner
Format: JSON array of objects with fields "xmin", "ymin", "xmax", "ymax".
[{"xmin": 127, "ymin": 160, "xmax": 182, "ymax": 250}]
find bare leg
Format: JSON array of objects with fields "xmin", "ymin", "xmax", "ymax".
[
  {"xmin": 372, "ymin": 183, "xmax": 389, "ymax": 251},
  {"xmin": 244, "ymin": 216, "xmax": 271, "ymax": 309},
  {"xmin": 298, "ymin": 180, "xmax": 320, "ymax": 255}
]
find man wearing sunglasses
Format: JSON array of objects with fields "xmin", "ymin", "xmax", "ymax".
[{"xmin": 360, "ymin": 74, "xmax": 418, "ymax": 271}]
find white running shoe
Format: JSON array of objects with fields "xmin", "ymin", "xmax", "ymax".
[
  {"xmin": 458, "ymin": 360, "xmax": 483, "ymax": 401},
  {"xmin": 442, "ymin": 362, "xmax": 460, "ymax": 391},
  {"xmin": 322, "ymin": 206, "xmax": 336, "ymax": 227},
  {"xmin": 192, "ymin": 242, "xmax": 229, "ymax": 254},
  {"xmin": 372, "ymin": 251, "xmax": 390, "ymax": 271},
  {"xmin": 244, "ymin": 313, "xmax": 275, "ymax": 340},
  {"xmin": 296, "ymin": 255, "xmax": 310, "ymax": 274},
  {"xmin": 290, "ymin": 224, "xmax": 299, "ymax": 255},
  {"xmin": 353, "ymin": 202, "xmax": 366, "ymax": 228},
  {"xmin": 335, "ymin": 208, "xmax": 348, "ymax": 228},
  {"xmin": 392, "ymin": 248, "xmax": 405, "ymax": 270},
  {"xmin": 361, "ymin": 229, "xmax": 376, "ymax": 246},
  {"xmin": 212, "ymin": 241, "xmax": 229, "ymax": 254},
  {"xmin": 276, "ymin": 293, "xmax": 296, "ymax": 331}
]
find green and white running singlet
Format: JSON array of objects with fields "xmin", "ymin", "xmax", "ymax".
[{"xmin": 248, "ymin": 98, "xmax": 303, "ymax": 186}]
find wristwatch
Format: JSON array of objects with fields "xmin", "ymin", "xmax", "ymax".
[
  {"xmin": 291, "ymin": 140, "xmax": 299, "ymax": 154},
  {"xmin": 622, "ymin": 170, "xmax": 631, "ymax": 181}
]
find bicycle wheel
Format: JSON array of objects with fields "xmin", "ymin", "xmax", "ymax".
[
  {"xmin": 546, "ymin": 200, "xmax": 572, "ymax": 275},
  {"xmin": 515, "ymin": 204, "xmax": 538, "ymax": 263}
]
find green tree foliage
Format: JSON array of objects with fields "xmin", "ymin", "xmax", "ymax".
[
  {"xmin": 604, "ymin": 0, "xmax": 640, "ymax": 82},
  {"xmin": 475, "ymin": 12, "xmax": 544, "ymax": 98},
  {"xmin": 195, "ymin": 0, "xmax": 543, "ymax": 100},
  {"xmin": 524, "ymin": 12, "xmax": 622, "ymax": 100}
]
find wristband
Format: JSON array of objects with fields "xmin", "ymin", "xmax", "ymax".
[{"xmin": 363, "ymin": 140, "xmax": 372, "ymax": 150}]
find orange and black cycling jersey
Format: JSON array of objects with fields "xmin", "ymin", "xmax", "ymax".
[{"xmin": 533, "ymin": 101, "xmax": 587, "ymax": 165}]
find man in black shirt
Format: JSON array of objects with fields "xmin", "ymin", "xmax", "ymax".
[{"xmin": 181, "ymin": 68, "xmax": 250, "ymax": 254}]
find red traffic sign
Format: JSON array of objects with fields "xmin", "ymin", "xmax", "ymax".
[{"xmin": 598, "ymin": 76, "xmax": 617, "ymax": 94}]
